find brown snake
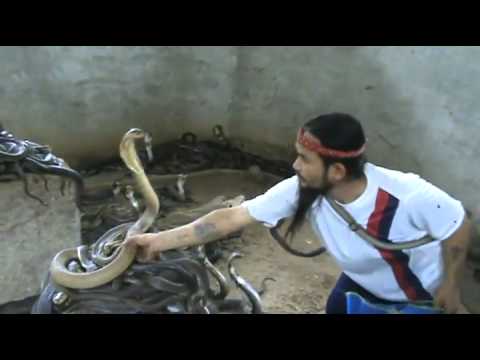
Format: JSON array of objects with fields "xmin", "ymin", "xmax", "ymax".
[{"xmin": 50, "ymin": 128, "xmax": 160, "ymax": 289}]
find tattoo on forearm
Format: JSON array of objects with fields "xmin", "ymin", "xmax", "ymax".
[{"xmin": 193, "ymin": 222, "xmax": 221, "ymax": 243}]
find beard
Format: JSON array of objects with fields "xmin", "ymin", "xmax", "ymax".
[
  {"xmin": 286, "ymin": 173, "xmax": 331, "ymax": 238},
  {"xmin": 296, "ymin": 172, "xmax": 333, "ymax": 197}
]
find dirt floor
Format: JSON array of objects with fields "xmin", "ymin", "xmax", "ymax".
[
  {"xmin": 75, "ymin": 165, "xmax": 480, "ymax": 314},
  {"xmin": 185, "ymin": 171, "xmax": 480, "ymax": 314},
  {"xmin": 213, "ymin": 223, "xmax": 339, "ymax": 314},
  {"xmin": 158, "ymin": 170, "xmax": 339, "ymax": 313}
]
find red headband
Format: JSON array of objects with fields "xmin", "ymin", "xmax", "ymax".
[{"xmin": 297, "ymin": 128, "xmax": 366, "ymax": 158}]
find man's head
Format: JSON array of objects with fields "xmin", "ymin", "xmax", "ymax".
[
  {"xmin": 286, "ymin": 113, "xmax": 367, "ymax": 238},
  {"xmin": 292, "ymin": 113, "xmax": 367, "ymax": 195}
]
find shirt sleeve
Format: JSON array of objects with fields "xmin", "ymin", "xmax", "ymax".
[
  {"xmin": 406, "ymin": 179, "xmax": 466, "ymax": 241},
  {"xmin": 241, "ymin": 175, "xmax": 299, "ymax": 228}
]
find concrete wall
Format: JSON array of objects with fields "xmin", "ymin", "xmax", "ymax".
[
  {"xmin": 0, "ymin": 46, "xmax": 478, "ymax": 210},
  {"xmin": 0, "ymin": 175, "xmax": 81, "ymax": 303},
  {"xmin": 0, "ymin": 46, "xmax": 238, "ymax": 168}
]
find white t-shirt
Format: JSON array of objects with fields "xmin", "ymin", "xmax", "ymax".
[{"xmin": 242, "ymin": 163, "xmax": 465, "ymax": 302}]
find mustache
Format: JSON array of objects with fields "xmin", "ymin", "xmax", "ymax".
[{"xmin": 295, "ymin": 171, "xmax": 306, "ymax": 182}]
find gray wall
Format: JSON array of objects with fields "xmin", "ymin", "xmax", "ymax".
[{"xmin": 0, "ymin": 46, "xmax": 478, "ymax": 209}]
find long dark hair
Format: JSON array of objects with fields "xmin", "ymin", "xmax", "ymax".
[{"xmin": 285, "ymin": 113, "xmax": 367, "ymax": 238}]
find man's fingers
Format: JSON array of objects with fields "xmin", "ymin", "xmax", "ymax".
[
  {"xmin": 125, "ymin": 234, "xmax": 152, "ymax": 247},
  {"xmin": 124, "ymin": 237, "xmax": 138, "ymax": 248},
  {"xmin": 123, "ymin": 233, "xmax": 160, "ymax": 262}
]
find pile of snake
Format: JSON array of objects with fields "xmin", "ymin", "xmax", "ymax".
[
  {"xmin": 0, "ymin": 125, "xmax": 84, "ymax": 207},
  {"xmin": 11, "ymin": 123, "xmax": 479, "ymax": 313},
  {"xmin": 78, "ymin": 125, "xmax": 294, "ymax": 260},
  {"xmin": 33, "ymin": 127, "xmax": 283, "ymax": 314}
]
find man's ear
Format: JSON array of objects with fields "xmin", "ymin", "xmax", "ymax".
[{"xmin": 328, "ymin": 162, "xmax": 347, "ymax": 182}]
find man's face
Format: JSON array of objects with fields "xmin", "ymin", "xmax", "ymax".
[{"xmin": 292, "ymin": 141, "xmax": 333, "ymax": 194}]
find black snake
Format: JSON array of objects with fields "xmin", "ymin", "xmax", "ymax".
[
  {"xmin": 0, "ymin": 127, "xmax": 84, "ymax": 206},
  {"xmin": 34, "ymin": 128, "xmax": 267, "ymax": 313}
]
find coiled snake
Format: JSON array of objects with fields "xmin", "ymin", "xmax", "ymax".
[
  {"xmin": 50, "ymin": 128, "xmax": 159, "ymax": 289},
  {"xmin": 28, "ymin": 128, "xmax": 276, "ymax": 314},
  {"xmin": 0, "ymin": 128, "xmax": 85, "ymax": 206}
]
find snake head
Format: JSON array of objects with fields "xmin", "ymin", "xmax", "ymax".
[
  {"xmin": 124, "ymin": 128, "xmax": 145, "ymax": 139},
  {"xmin": 112, "ymin": 181, "xmax": 122, "ymax": 196},
  {"xmin": 227, "ymin": 252, "xmax": 264, "ymax": 313},
  {"xmin": 227, "ymin": 252, "xmax": 243, "ymax": 282},
  {"xmin": 120, "ymin": 128, "xmax": 149, "ymax": 174},
  {"xmin": 144, "ymin": 131, "xmax": 152, "ymax": 146},
  {"xmin": 126, "ymin": 129, "xmax": 152, "ymax": 150},
  {"xmin": 124, "ymin": 184, "xmax": 134, "ymax": 197},
  {"xmin": 177, "ymin": 174, "xmax": 188, "ymax": 186},
  {"xmin": 144, "ymin": 131, "xmax": 154, "ymax": 163},
  {"xmin": 212, "ymin": 125, "xmax": 225, "ymax": 140}
]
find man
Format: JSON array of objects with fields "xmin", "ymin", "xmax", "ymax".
[{"xmin": 125, "ymin": 113, "xmax": 472, "ymax": 314}]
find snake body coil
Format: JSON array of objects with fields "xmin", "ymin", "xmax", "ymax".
[{"xmin": 50, "ymin": 129, "xmax": 159, "ymax": 289}]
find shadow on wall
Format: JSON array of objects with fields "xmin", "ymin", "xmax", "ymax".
[
  {"xmin": 0, "ymin": 46, "xmax": 235, "ymax": 170},
  {"xmin": 0, "ymin": 46, "xmax": 446, "ymax": 179},
  {"xmin": 225, "ymin": 45, "xmax": 480, "ymax": 278},
  {"xmin": 344, "ymin": 47, "xmax": 424, "ymax": 175},
  {"xmin": 0, "ymin": 46, "xmax": 474, "ymax": 210},
  {"xmin": 225, "ymin": 46, "xmax": 422, "ymax": 174}
]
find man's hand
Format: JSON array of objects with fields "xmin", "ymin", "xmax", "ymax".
[
  {"xmin": 124, "ymin": 232, "xmax": 172, "ymax": 262},
  {"xmin": 124, "ymin": 223, "xmax": 196, "ymax": 262},
  {"xmin": 436, "ymin": 216, "xmax": 472, "ymax": 314},
  {"xmin": 124, "ymin": 205, "xmax": 255, "ymax": 262},
  {"xmin": 434, "ymin": 281, "xmax": 469, "ymax": 314}
]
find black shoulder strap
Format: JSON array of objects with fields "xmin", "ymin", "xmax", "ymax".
[{"xmin": 269, "ymin": 219, "xmax": 326, "ymax": 258}]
